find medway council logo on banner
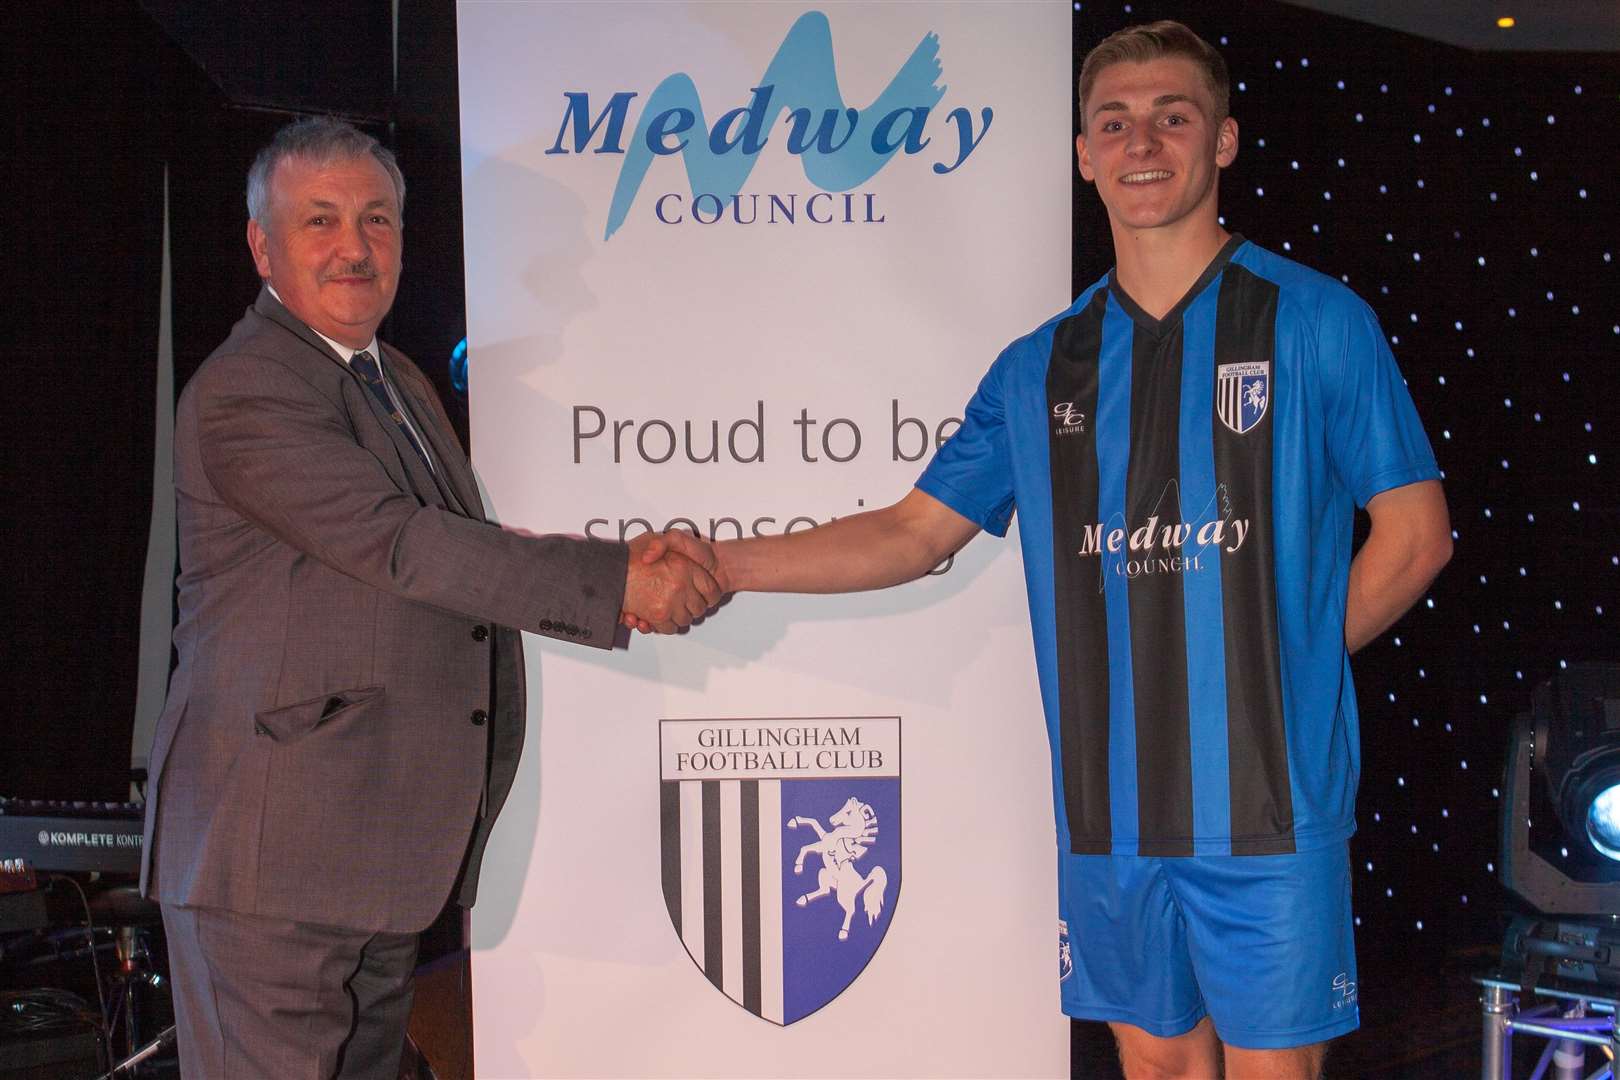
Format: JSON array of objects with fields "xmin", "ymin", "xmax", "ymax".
[
  {"xmin": 541, "ymin": 8, "xmax": 994, "ymax": 239},
  {"xmin": 659, "ymin": 717, "xmax": 901, "ymax": 1024}
]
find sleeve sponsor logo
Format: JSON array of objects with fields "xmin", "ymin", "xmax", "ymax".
[{"xmin": 1052, "ymin": 402, "xmax": 1086, "ymax": 436}]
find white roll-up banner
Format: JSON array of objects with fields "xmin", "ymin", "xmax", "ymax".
[{"xmin": 458, "ymin": 3, "xmax": 1072, "ymax": 1075}]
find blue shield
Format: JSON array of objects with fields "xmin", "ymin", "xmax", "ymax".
[
  {"xmin": 780, "ymin": 778, "xmax": 901, "ymax": 1023},
  {"xmin": 1217, "ymin": 361, "xmax": 1270, "ymax": 435},
  {"xmin": 659, "ymin": 718, "xmax": 902, "ymax": 1025}
]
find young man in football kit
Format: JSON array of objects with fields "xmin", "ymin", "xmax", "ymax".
[{"xmin": 632, "ymin": 20, "xmax": 1452, "ymax": 1079}]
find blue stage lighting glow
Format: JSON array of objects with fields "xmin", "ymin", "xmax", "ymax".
[{"xmin": 450, "ymin": 337, "xmax": 469, "ymax": 394}]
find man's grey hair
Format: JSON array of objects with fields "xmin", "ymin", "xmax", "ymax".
[{"xmin": 246, "ymin": 116, "xmax": 406, "ymax": 227}]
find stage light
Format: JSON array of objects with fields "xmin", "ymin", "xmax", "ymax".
[
  {"xmin": 1495, "ymin": 666, "xmax": 1620, "ymax": 1032},
  {"xmin": 1496, "ymin": 16, "xmax": 1516, "ymax": 29},
  {"xmin": 1499, "ymin": 664, "xmax": 1620, "ymax": 914},
  {"xmin": 1586, "ymin": 784, "xmax": 1620, "ymax": 861},
  {"xmin": 1541, "ymin": 669, "xmax": 1620, "ymax": 869}
]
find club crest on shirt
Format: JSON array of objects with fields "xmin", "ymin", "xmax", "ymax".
[
  {"xmin": 659, "ymin": 717, "xmax": 901, "ymax": 1025},
  {"xmin": 1216, "ymin": 361, "xmax": 1269, "ymax": 435}
]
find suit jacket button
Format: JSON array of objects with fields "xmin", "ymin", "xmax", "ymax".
[
  {"xmin": 470, "ymin": 710, "xmax": 488, "ymax": 726},
  {"xmin": 539, "ymin": 619, "xmax": 553, "ymax": 631},
  {"xmin": 253, "ymin": 722, "xmax": 271, "ymax": 736},
  {"xmin": 471, "ymin": 624, "xmax": 489, "ymax": 642},
  {"xmin": 582, "ymin": 628, "xmax": 592, "ymax": 640}
]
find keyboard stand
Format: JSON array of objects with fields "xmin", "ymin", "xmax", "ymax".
[{"xmin": 92, "ymin": 1024, "xmax": 175, "ymax": 1080}]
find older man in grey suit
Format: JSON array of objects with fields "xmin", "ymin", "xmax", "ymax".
[{"xmin": 141, "ymin": 117, "xmax": 715, "ymax": 1079}]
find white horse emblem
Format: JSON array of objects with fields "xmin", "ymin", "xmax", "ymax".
[
  {"xmin": 1243, "ymin": 380, "xmax": 1266, "ymax": 415},
  {"xmin": 787, "ymin": 796, "xmax": 889, "ymax": 941}
]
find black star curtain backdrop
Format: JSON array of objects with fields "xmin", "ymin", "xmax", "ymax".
[
  {"xmin": 4, "ymin": 0, "xmax": 1615, "ymax": 964},
  {"xmin": 1074, "ymin": 0, "xmax": 1619, "ymax": 955}
]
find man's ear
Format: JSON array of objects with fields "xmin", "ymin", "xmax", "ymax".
[
  {"xmin": 1075, "ymin": 131, "xmax": 1096, "ymax": 183},
  {"xmin": 1215, "ymin": 116, "xmax": 1239, "ymax": 169},
  {"xmin": 247, "ymin": 218, "xmax": 272, "ymax": 279}
]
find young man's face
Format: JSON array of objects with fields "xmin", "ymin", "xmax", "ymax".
[{"xmin": 1075, "ymin": 56, "xmax": 1238, "ymax": 237}]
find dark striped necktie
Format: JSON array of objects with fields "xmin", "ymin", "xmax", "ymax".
[{"xmin": 351, "ymin": 349, "xmax": 433, "ymax": 471}]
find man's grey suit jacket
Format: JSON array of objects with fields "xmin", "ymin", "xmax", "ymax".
[{"xmin": 141, "ymin": 289, "xmax": 628, "ymax": 934}]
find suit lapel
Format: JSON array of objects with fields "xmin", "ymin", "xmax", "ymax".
[
  {"xmin": 251, "ymin": 288, "xmax": 463, "ymax": 513},
  {"xmin": 382, "ymin": 345, "xmax": 481, "ymax": 519},
  {"xmin": 254, "ymin": 288, "xmax": 347, "ymax": 367}
]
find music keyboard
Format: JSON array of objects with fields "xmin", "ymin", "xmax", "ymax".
[{"xmin": 0, "ymin": 798, "xmax": 144, "ymax": 875}]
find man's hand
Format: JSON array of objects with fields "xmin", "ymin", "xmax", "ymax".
[{"xmin": 622, "ymin": 531, "xmax": 723, "ymax": 634}]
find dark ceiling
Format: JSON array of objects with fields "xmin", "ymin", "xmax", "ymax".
[{"xmin": 1283, "ymin": 0, "xmax": 1620, "ymax": 52}]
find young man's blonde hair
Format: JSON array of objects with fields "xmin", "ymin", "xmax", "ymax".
[{"xmin": 1077, "ymin": 20, "xmax": 1230, "ymax": 133}]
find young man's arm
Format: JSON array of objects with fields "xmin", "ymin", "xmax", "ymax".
[
  {"xmin": 1344, "ymin": 478, "xmax": 1452, "ymax": 653},
  {"xmin": 622, "ymin": 488, "xmax": 982, "ymax": 631},
  {"xmin": 716, "ymin": 488, "xmax": 983, "ymax": 594}
]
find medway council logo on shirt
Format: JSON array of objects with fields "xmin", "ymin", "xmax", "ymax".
[{"xmin": 659, "ymin": 716, "xmax": 901, "ymax": 1024}]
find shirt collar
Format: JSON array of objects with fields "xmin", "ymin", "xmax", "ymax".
[{"xmin": 265, "ymin": 284, "xmax": 379, "ymax": 364}]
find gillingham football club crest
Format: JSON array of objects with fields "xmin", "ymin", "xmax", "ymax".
[
  {"xmin": 659, "ymin": 717, "xmax": 901, "ymax": 1024},
  {"xmin": 1216, "ymin": 361, "xmax": 1270, "ymax": 435}
]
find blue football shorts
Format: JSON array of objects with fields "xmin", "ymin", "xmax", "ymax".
[{"xmin": 1057, "ymin": 842, "xmax": 1359, "ymax": 1049}]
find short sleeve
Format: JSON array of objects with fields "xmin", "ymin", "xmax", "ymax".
[
  {"xmin": 1317, "ymin": 294, "xmax": 1441, "ymax": 507},
  {"xmin": 916, "ymin": 348, "xmax": 1017, "ymax": 536}
]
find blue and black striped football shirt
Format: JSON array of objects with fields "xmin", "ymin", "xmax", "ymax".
[{"xmin": 918, "ymin": 236, "xmax": 1439, "ymax": 857}]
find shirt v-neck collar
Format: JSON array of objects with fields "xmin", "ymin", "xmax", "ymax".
[{"xmin": 1107, "ymin": 233, "xmax": 1246, "ymax": 337}]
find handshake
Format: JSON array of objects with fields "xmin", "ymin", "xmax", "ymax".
[{"xmin": 620, "ymin": 530, "xmax": 730, "ymax": 634}]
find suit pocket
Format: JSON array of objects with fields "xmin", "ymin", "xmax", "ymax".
[{"xmin": 253, "ymin": 685, "xmax": 384, "ymax": 743}]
